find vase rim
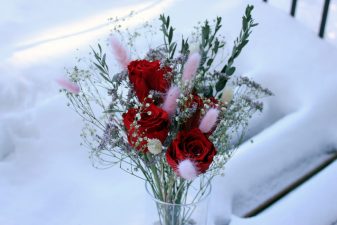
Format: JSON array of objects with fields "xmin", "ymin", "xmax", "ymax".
[{"xmin": 145, "ymin": 180, "xmax": 212, "ymax": 207}]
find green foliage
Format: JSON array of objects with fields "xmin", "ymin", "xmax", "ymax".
[
  {"xmin": 91, "ymin": 43, "xmax": 112, "ymax": 85},
  {"xmin": 159, "ymin": 14, "xmax": 177, "ymax": 59},
  {"xmin": 215, "ymin": 5, "xmax": 258, "ymax": 95},
  {"xmin": 199, "ymin": 16, "xmax": 224, "ymax": 75},
  {"xmin": 180, "ymin": 37, "xmax": 190, "ymax": 55}
]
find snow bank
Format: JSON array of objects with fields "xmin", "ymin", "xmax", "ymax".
[{"xmin": 1, "ymin": 0, "xmax": 337, "ymax": 225}]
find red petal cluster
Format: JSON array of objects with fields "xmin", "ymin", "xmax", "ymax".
[
  {"xmin": 127, "ymin": 60, "xmax": 172, "ymax": 102},
  {"xmin": 123, "ymin": 103, "xmax": 169, "ymax": 152}
]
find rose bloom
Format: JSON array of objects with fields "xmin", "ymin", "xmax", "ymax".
[
  {"xmin": 127, "ymin": 60, "xmax": 172, "ymax": 102},
  {"xmin": 166, "ymin": 128, "xmax": 217, "ymax": 175},
  {"xmin": 123, "ymin": 103, "xmax": 170, "ymax": 152}
]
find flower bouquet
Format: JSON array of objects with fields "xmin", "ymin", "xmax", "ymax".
[{"xmin": 60, "ymin": 5, "xmax": 272, "ymax": 225}]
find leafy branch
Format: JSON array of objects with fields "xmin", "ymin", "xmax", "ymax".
[
  {"xmin": 215, "ymin": 5, "xmax": 258, "ymax": 96},
  {"xmin": 196, "ymin": 17, "xmax": 225, "ymax": 97},
  {"xmin": 180, "ymin": 37, "xmax": 189, "ymax": 56},
  {"xmin": 159, "ymin": 14, "xmax": 177, "ymax": 59},
  {"xmin": 91, "ymin": 43, "xmax": 113, "ymax": 85},
  {"xmin": 199, "ymin": 17, "xmax": 224, "ymax": 74}
]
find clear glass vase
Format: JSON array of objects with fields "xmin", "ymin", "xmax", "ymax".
[{"xmin": 145, "ymin": 181, "xmax": 211, "ymax": 225}]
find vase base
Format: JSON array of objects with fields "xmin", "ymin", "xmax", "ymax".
[{"xmin": 153, "ymin": 219, "xmax": 197, "ymax": 225}]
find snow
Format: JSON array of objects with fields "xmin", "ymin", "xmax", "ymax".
[
  {"xmin": 0, "ymin": 123, "xmax": 15, "ymax": 160},
  {"xmin": 1, "ymin": 0, "xmax": 337, "ymax": 225}
]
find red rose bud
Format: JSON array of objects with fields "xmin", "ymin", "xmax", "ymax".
[
  {"xmin": 166, "ymin": 128, "xmax": 216, "ymax": 176},
  {"xmin": 122, "ymin": 104, "xmax": 170, "ymax": 152},
  {"xmin": 127, "ymin": 60, "xmax": 172, "ymax": 102}
]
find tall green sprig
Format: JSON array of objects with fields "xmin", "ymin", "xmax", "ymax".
[
  {"xmin": 199, "ymin": 17, "xmax": 224, "ymax": 75},
  {"xmin": 91, "ymin": 43, "xmax": 113, "ymax": 86},
  {"xmin": 196, "ymin": 17, "xmax": 225, "ymax": 97},
  {"xmin": 159, "ymin": 14, "xmax": 177, "ymax": 59},
  {"xmin": 215, "ymin": 5, "xmax": 258, "ymax": 96}
]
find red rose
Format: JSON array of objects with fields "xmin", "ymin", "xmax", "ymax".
[
  {"xmin": 166, "ymin": 128, "xmax": 216, "ymax": 174},
  {"xmin": 127, "ymin": 60, "xmax": 172, "ymax": 102},
  {"xmin": 123, "ymin": 103, "xmax": 170, "ymax": 152}
]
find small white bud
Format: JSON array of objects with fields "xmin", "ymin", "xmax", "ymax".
[
  {"xmin": 221, "ymin": 85, "xmax": 234, "ymax": 104},
  {"xmin": 147, "ymin": 139, "xmax": 162, "ymax": 155}
]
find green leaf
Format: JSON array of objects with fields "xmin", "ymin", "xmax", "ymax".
[
  {"xmin": 102, "ymin": 53, "xmax": 106, "ymax": 66},
  {"xmin": 168, "ymin": 27, "xmax": 173, "ymax": 43},
  {"xmin": 221, "ymin": 65, "xmax": 227, "ymax": 73},
  {"xmin": 166, "ymin": 16, "xmax": 170, "ymax": 28},
  {"xmin": 226, "ymin": 67, "xmax": 236, "ymax": 75},
  {"xmin": 216, "ymin": 77, "xmax": 228, "ymax": 92},
  {"xmin": 98, "ymin": 43, "xmax": 102, "ymax": 54},
  {"xmin": 207, "ymin": 58, "xmax": 214, "ymax": 66},
  {"xmin": 170, "ymin": 43, "xmax": 177, "ymax": 59}
]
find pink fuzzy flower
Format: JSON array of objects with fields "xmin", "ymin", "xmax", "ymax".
[
  {"xmin": 178, "ymin": 159, "xmax": 198, "ymax": 180},
  {"xmin": 56, "ymin": 78, "xmax": 80, "ymax": 94},
  {"xmin": 162, "ymin": 86, "xmax": 180, "ymax": 116},
  {"xmin": 182, "ymin": 52, "xmax": 201, "ymax": 82},
  {"xmin": 199, "ymin": 108, "xmax": 219, "ymax": 133},
  {"xmin": 111, "ymin": 37, "xmax": 130, "ymax": 69}
]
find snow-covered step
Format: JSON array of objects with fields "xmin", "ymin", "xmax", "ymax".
[
  {"xmin": 1, "ymin": 0, "xmax": 337, "ymax": 225},
  {"xmin": 242, "ymin": 151, "xmax": 337, "ymax": 217},
  {"xmin": 230, "ymin": 158, "xmax": 337, "ymax": 225}
]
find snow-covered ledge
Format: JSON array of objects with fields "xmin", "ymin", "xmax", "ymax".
[{"xmin": 1, "ymin": 0, "xmax": 337, "ymax": 225}]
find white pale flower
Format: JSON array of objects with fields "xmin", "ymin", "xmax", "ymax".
[
  {"xmin": 221, "ymin": 85, "xmax": 234, "ymax": 104},
  {"xmin": 178, "ymin": 159, "xmax": 198, "ymax": 180},
  {"xmin": 147, "ymin": 139, "xmax": 162, "ymax": 155}
]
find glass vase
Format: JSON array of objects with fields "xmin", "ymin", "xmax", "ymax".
[{"xmin": 145, "ymin": 181, "xmax": 211, "ymax": 225}]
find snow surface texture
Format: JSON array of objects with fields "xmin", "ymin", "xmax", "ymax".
[{"xmin": 1, "ymin": 0, "xmax": 337, "ymax": 225}]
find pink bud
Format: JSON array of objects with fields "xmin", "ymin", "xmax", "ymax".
[
  {"xmin": 178, "ymin": 159, "xmax": 198, "ymax": 180},
  {"xmin": 111, "ymin": 37, "xmax": 130, "ymax": 69},
  {"xmin": 199, "ymin": 108, "xmax": 219, "ymax": 133},
  {"xmin": 56, "ymin": 78, "xmax": 80, "ymax": 94},
  {"xmin": 182, "ymin": 52, "xmax": 201, "ymax": 82},
  {"xmin": 162, "ymin": 86, "xmax": 180, "ymax": 116}
]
